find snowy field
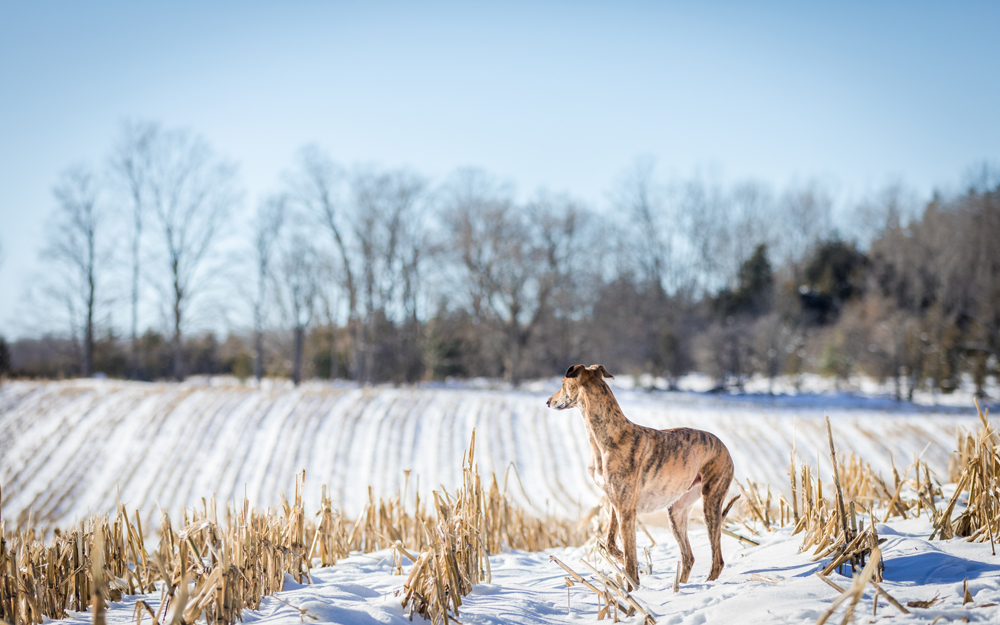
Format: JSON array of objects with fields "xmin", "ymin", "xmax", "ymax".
[
  {"xmin": 57, "ymin": 516, "xmax": 1000, "ymax": 625},
  {"xmin": 0, "ymin": 376, "xmax": 987, "ymax": 527},
  {"xmin": 4, "ymin": 376, "xmax": 1000, "ymax": 625}
]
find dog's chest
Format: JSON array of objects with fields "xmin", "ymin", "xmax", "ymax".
[{"xmin": 636, "ymin": 486, "xmax": 682, "ymax": 514}]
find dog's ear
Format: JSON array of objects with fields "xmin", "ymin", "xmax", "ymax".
[
  {"xmin": 564, "ymin": 364, "xmax": 585, "ymax": 378},
  {"xmin": 590, "ymin": 364, "xmax": 614, "ymax": 379}
]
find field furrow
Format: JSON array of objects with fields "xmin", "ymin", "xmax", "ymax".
[{"xmin": 0, "ymin": 379, "xmax": 980, "ymax": 528}]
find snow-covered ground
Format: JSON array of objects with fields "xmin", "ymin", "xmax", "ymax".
[
  {"xmin": 4, "ymin": 376, "xmax": 1000, "ymax": 624},
  {"xmin": 57, "ymin": 515, "xmax": 1000, "ymax": 625},
  {"xmin": 0, "ymin": 377, "xmax": 987, "ymax": 528}
]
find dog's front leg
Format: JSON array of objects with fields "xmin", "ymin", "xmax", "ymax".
[
  {"xmin": 618, "ymin": 505, "xmax": 640, "ymax": 588},
  {"xmin": 607, "ymin": 474, "xmax": 640, "ymax": 588}
]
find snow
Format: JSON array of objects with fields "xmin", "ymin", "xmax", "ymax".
[
  {"xmin": 4, "ymin": 376, "xmax": 1000, "ymax": 624},
  {"xmin": 56, "ymin": 515, "xmax": 1000, "ymax": 625},
  {"xmin": 0, "ymin": 377, "xmax": 987, "ymax": 527}
]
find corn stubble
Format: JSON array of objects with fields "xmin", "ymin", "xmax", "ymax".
[
  {"xmin": 396, "ymin": 430, "xmax": 589, "ymax": 624},
  {"xmin": 728, "ymin": 402, "xmax": 1000, "ymax": 624},
  {"xmin": 934, "ymin": 400, "xmax": 1000, "ymax": 548},
  {"xmin": 5, "ymin": 404, "xmax": 999, "ymax": 625},
  {"xmin": 0, "ymin": 431, "xmax": 587, "ymax": 625}
]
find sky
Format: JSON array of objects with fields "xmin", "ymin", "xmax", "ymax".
[{"xmin": 1, "ymin": 1, "xmax": 998, "ymax": 338}]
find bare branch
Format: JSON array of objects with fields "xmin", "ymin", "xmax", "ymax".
[{"xmin": 43, "ymin": 165, "xmax": 105, "ymax": 376}]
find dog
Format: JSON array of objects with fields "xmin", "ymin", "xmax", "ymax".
[{"xmin": 547, "ymin": 364, "xmax": 738, "ymax": 586}]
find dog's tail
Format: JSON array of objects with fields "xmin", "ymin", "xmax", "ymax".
[{"xmin": 721, "ymin": 494, "xmax": 741, "ymax": 519}]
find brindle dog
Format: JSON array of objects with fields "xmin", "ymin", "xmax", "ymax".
[{"xmin": 547, "ymin": 364, "xmax": 738, "ymax": 586}]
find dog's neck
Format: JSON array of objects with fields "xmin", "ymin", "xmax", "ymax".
[{"xmin": 578, "ymin": 380, "xmax": 631, "ymax": 447}]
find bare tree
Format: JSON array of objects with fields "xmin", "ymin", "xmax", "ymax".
[
  {"xmin": 962, "ymin": 160, "xmax": 1000, "ymax": 194},
  {"xmin": 932, "ymin": 188, "xmax": 1000, "ymax": 396},
  {"xmin": 110, "ymin": 120, "xmax": 156, "ymax": 378},
  {"xmin": 852, "ymin": 181, "xmax": 917, "ymax": 248},
  {"xmin": 250, "ymin": 195, "xmax": 286, "ymax": 381},
  {"xmin": 146, "ymin": 128, "xmax": 240, "ymax": 380},
  {"xmin": 399, "ymin": 190, "xmax": 432, "ymax": 328},
  {"xmin": 725, "ymin": 181, "xmax": 776, "ymax": 286},
  {"xmin": 45, "ymin": 166, "xmax": 104, "ymax": 377},
  {"xmin": 695, "ymin": 319, "xmax": 757, "ymax": 389},
  {"xmin": 0, "ymin": 238, "xmax": 7, "ymax": 378},
  {"xmin": 528, "ymin": 192, "xmax": 592, "ymax": 368},
  {"xmin": 290, "ymin": 146, "xmax": 359, "ymax": 377},
  {"xmin": 444, "ymin": 170, "xmax": 554, "ymax": 385},
  {"xmin": 397, "ymin": 199, "xmax": 434, "ymax": 381},
  {"xmin": 351, "ymin": 168, "xmax": 428, "ymax": 382},
  {"xmin": 606, "ymin": 164, "xmax": 706, "ymax": 382},
  {"xmin": 275, "ymin": 230, "xmax": 320, "ymax": 385},
  {"xmin": 611, "ymin": 166, "xmax": 776, "ymax": 296},
  {"xmin": 751, "ymin": 312, "xmax": 790, "ymax": 395},
  {"xmin": 681, "ymin": 176, "xmax": 734, "ymax": 294},
  {"xmin": 610, "ymin": 158, "xmax": 670, "ymax": 289},
  {"xmin": 778, "ymin": 180, "xmax": 834, "ymax": 270}
]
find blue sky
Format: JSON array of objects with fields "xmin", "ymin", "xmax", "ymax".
[{"xmin": 1, "ymin": 1, "xmax": 998, "ymax": 336}]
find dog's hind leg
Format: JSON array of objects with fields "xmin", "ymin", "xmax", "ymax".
[
  {"xmin": 702, "ymin": 458, "xmax": 735, "ymax": 581},
  {"xmin": 668, "ymin": 483, "xmax": 701, "ymax": 583},
  {"xmin": 604, "ymin": 505, "xmax": 623, "ymax": 559}
]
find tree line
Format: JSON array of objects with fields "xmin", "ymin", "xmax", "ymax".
[{"xmin": 2, "ymin": 121, "xmax": 998, "ymax": 398}]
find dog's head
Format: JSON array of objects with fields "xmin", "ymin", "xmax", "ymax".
[{"xmin": 546, "ymin": 364, "xmax": 614, "ymax": 410}]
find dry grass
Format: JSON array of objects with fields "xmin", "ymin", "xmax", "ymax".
[
  {"xmin": 0, "ymin": 475, "xmax": 323, "ymax": 625},
  {"xmin": 933, "ymin": 400, "xmax": 999, "ymax": 548},
  {"xmin": 727, "ymin": 407, "xmax": 999, "ymax": 624},
  {"xmin": 731, "ymin": 414, "xmax": 949, "ymax": 582},
  {"xmin": 550, "ymin": 555, "xmax": 655, "ymax": 625},
  {"xmin": 5, "ymin": 404, "xmax": 999, "ymax": 625},
  {"xmin": 0, "ymin": 430, "xmax": 587, "ymax": 625},
  {"xmin": 396, "ymin": 430, "xmax": 589, "ymax": 624}
]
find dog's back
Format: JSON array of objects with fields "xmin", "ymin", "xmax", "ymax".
[{"xmin": 633, "ymin": 426, "xmax": 733, "ymax": 513}]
